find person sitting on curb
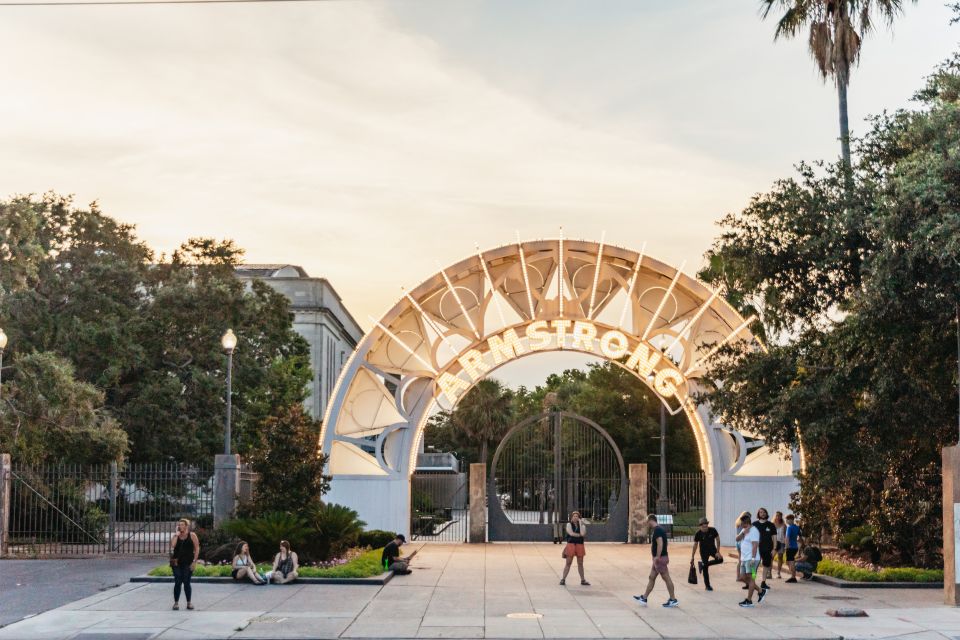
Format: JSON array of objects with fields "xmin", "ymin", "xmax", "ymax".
[
  {"xmin": 232, "ymin": 541, "xmax": 267, "ymax": 585},
  {"xmin": 270, "ymin": 540, "xmax": 299, "ymax": 584},
  {"xmin": 381, "ymin": 534, "xmax": 417, "ymax": 574},
  {"xmin": 794, "ymin": 544, "xmax": 822, "ymax": 580}
]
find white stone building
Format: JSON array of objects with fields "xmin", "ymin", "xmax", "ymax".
[{"xmin": 235, "ymin": 264, "xmax": 363, "ymax": 420}]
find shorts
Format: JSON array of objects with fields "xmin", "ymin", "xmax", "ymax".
[
  {"xmin": 231, "ymin": 568, "xmax": 241, "ymax": 580},
  {"xmin": 775, "ymin": 541, "xmax": 785, "ymax": 553},
  {"xmin": 739, "ymin": 559, "xmax": 758, "ymax": 578},
  {"xmin": 652, "ymin": 556, "xmax": 670, "ymax": 576},
  {"xmin": 760, "ymin": 549, "xmax": 773, "ymax": 568},
  {"xmin": 564, "ymin": 542, "xmax": 585, "ymax": 558},
  {"xmin": 786, "ymin": 548, "xmax": 798, "ymax": 562}
]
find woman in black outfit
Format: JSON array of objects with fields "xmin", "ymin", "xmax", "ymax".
[{"xmin": 170, "ymin": 518, "xmax": 200, "ymax": 610}]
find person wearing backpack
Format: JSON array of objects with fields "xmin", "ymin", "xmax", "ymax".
[{"xmin": 795, "ymin": 544, "xmax": 822, "ymax": 579}]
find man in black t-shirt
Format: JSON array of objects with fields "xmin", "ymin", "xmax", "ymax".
[
  {"xmin": 690, "ymin": 517, "xmax": 722, "ymax": 591},
  {"xmin": 633, "ymin": 514, "xmax": 678, "ymax": 608},
  {"xmin": 753, "ymin": 508, "xmax": 778, "ymax": 590}
]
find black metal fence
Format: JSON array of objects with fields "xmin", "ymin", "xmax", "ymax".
[
  {"xmin": 648, "ymin": 471, "xmax": 706, "ymax": 541},
  {"xmin": 6, "ymin": 462, "xmax": 213, "ymax": 556},
  {"xmin": 411, "ymin": 472, "xmax": 469, "ymax": 542}
]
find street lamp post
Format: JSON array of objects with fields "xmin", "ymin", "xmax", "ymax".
[
  {"xmin": 221, "ymin": 329, "xmax": 237, "ymax": 455},
  {"xmin": 0, "ymin": 328, "xmax": 7, "ymax": 402},
  {"xmin": 656, "ymin": 403, "xmax": 670, "ymax": 515}
]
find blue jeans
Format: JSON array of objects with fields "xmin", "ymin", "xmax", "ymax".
[
  {"xmin": 795, "ymin": 561, "xmax": 815, "ymax": 576},
  {"xmin": 173, "ymin": 565, "xmax": 192, "ymax": 603}
]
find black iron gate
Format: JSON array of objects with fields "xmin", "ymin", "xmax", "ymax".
[
  {"xmin": 410, "ymin": 472, "xmax": 469, "ymax": 542},
  {"xmin": 488, "ymin": 411, "xmax": 627, "ymax": 542}
]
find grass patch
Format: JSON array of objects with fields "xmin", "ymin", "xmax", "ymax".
[
  {"xmin": 147, "ymin": 548, "xmax": 386, "ymax": 579},
  {"xmin": 816, "ymin": 558, "xmax": 943, "ymax": 583}
]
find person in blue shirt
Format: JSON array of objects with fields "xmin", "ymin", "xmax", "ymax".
[{"xmin": 784, "ymin": 514, "xmax": 804, "ymax": 583}]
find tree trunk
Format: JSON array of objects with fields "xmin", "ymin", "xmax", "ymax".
[
  {"xmin": 837, "ymin": 69, "xmax": 852, "ymax": 168},
  {"xmin": 481, "ymin": 439, "xmax": 488, "ymax": 467}
]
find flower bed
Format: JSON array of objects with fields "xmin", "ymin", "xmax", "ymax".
[
  {"xmin": 816, "ymin": 558, "xmax": 943, "ymax": 583},
  {"xmin": 148, "ymin": 547, "xmax": 384, "ymax": 579}
]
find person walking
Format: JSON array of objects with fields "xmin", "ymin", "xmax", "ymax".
[
  {"xmin": 170, "ymin": 518, "xmax": 199, "ymax": 610},
  {"xmin": 633, "ymin": 514, "xmax": 678, "ymax": 608},
  {"xmin": 784, "ymin": 514, "xmax": 803, "ymax": 583},
  {"xmin": 690, "ymin": 517, "xmax": 722, "ymax": 592},
  {"xmin": 560, "ymin": 511, "xmax": 589, "ymax": 586},
  {"xmin": 737, "ymin": 514, "xmax": 767, "ymax": 608},
  {"xmin": 753, "ymin": 508, "xmax": 777, "ymax": 591},
  {"xmin": 773, "ymin": 511, "xmax": 786, "ymax": 579},
  {"xmin": 735, "ymin": 511, "xmax": 751, "ymax": 588}
]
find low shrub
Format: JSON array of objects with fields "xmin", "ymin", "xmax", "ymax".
[
  {"xmin": 308, "ymin": 503, "xmax": 366, "ymax": 561},
  {"xmin": 816, "ymin": 558, "xmax": 943, "ymax": 583},
  {"xmin": 222, "ymin": 512, "xmax": 313, "ymax": 561},
  {"xmin": 358, "ymin": 530, "xmax": 397, "ymax": 549},
  {"xmin": 195, "ymin": 526, "xmax": 240, "ymax": 564},
  {"xmin": 147, "ymin": 547, "xmax": 385, "ymax": 579}
]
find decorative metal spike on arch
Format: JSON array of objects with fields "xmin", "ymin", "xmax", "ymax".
[{"xmin": 319, "ymin": 237, "xmax": 798, "ymax": 536}]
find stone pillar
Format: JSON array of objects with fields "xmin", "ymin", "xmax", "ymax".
[
  {"xmin": 628, "ymin": 463, "xmax": 648, "ymax": 544},
  {"xmin": 944, "ymin": 446, "xmax": 960, "ymax": 605},
  {"xmin": 469, "ymin": 463, "xmax": 486, "ymax": 543},
  {"xmin": 0, "ymin": 454, "xmax": 10, "ymax": 557},
  {"xmin": 214, "ymin": 454, "xmax": 241, "ymax": 528}
]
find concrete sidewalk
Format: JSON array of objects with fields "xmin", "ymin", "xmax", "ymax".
[{"xmin": 0, "ymin": 543, "xmax": 955, "ymax": 639}]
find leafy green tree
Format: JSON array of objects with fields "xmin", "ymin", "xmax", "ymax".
[
  {"xmin": 0, "ymin": 351, "xmax": 128, "ymax": 465},
  {"xmin": 761, "ymin": 0, "xmax": 915, "ymax": 166},
  {"xmin": 699, "ymin": 42, "xmax": 960, "ymax": 567},
  {"xmin": 244, "ymin": 404, "xmax": 330, "ymax": 516},
  {"xmin": 0, "ymin": 194, "xmax": 313, "ymax": 465},
  {"xmin": 451, "ymin": 379, "xmax": 515, "ymax": 465}
]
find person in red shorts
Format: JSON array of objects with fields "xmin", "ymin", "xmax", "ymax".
[
  {"xmin": 560, "ymin": 511, "xmax": 589, "ymax": 586},
  {"xmin": 634, "ymin": 514, "xmax": 678, "ymax": 608}
]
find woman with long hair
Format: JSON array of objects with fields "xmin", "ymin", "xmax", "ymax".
[
  {"xmin": 270, "ymin": 540, "xmax": 300, "ymax": 584},
  {"xmin": 560, "ymin": 511, "xmax": 589, "ymax": 586},
  {"xmin": 773, "ymin": 511, "xmax": 786, "ymax": 579},
  {"xmin": 232, "ymin": 541, "xmax": 266, "ymax": 585},
  {"xmin": 169, "ymin": 518, "xmax": 199, "ymax": 610}
]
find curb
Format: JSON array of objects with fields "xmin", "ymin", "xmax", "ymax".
[
  {"xmin": 130, "ymin": 571, "xmax": 393, "ymax": 586},
  {"xmin": 812, "ymin": 574, "xmax": 942, "ymax": 589}
]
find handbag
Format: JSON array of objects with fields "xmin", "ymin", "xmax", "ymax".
[
  {"xmin": 687, "ymin": 563, "xmax": 698, "ymax": 585},
  {"xmin": 169, "ymin": 557, "xmax": 178, "ymax": 568}
]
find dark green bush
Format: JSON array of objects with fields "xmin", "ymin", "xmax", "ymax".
[
  {"xmin": 222, "ymin": 512, "xmax": 312, "ymax": 561},
  {"xmin": 358, "ymin": 530, "xmax": 397, "ymax": 549},
  {"xmin": 817, "ymin": 559, "xmax": 943, "ymax": 583},
  {"xmin": 195, "ymin": 526, "xmax": 240, "ymax": 564},
  {"xmin": 308, "ymin": 503, "xmax": 366, "ymax": 561}
]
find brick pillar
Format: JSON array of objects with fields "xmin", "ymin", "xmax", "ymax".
[
  {"xmin": 0, "ymin": 454, "xmax": 10, "ymax": 557},
  {"xmin": 628, "ymin": 463, "xmax": 648, "ymax": 544},
  {"xmin": 944, "ymin": 446, "xmax": 960, "ymax": 605},
  {"xmin": 469, "ymin": 463, "xmax": 486, "ymax": 543},
  {"xmin": 214, "ymin": 454, "xmax": 241, "ymax": 528}
]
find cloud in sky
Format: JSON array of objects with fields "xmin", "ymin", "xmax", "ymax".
[{"xmin": 0, "ymin": 0, "xmax": 955, "ymax": 333}]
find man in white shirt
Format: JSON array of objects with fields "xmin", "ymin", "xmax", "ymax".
[{"xmin": 737, "ymin": 514, "xmax": 767, "ymax": 607}]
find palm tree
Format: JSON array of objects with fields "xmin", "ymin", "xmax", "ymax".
[
  {"xmin": 761, "ymin": 0, "xmax": 913, "ymax": 167},
  {"xmin": 452, "ymin": 379, "xmax": 514, "ymax": 465}
]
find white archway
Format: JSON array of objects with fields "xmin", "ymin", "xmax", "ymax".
[{"xmin": 319, "ymin": 238, "xmax": 798, "ymax": 536}]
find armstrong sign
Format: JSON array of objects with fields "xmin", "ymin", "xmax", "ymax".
[{"xmin": 436, "ymin": 319, "xmax": 687, "ymax": 410}]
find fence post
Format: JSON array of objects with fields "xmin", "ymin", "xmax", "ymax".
[
  {"xmin": 108, "ymin": 461, "xmax": 118, "ymax": 552},
  {"xmin": 468, "ymin": 463, "xmax": 486, "ymax": 543},
  {"xmin": 628, "ymin": 463, "xmax": 648, "ymax": 544},
  {"xmin": 214, "ymin": 454, "xmax": 241, "ymax": 528},
  {"xmin": 0, "ymin": 454, "xmax": 10, "ymax": 556}
]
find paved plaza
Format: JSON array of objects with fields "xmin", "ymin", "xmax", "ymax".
[{"xmin": 0, "ymin": 544, "xmax": 955, "ymax": 640}]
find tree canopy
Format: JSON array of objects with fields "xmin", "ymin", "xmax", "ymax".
[
  {"xmin": 0, "ymin": 193, "xmax": 312, "ymax": 466},
  {"xmin": 698, "ymin": 44, "xmax": 960, "ymax": 567}
]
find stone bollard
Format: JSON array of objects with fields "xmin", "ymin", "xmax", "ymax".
[
  {"xmin": 469, "ymin": 463, "xmax": 486, "ymax": 543},
  {"xmin": 214, "ymin": 454, "xmax": 241, "ymax": 528},
  {"xmin": 628, "ymin": 463, "xmax": 648, "ymax": 543}
]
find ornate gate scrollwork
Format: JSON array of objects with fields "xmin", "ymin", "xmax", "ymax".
[{"xmin": 488, "ymin": 411, "xmax": 628, "ymax": 542}]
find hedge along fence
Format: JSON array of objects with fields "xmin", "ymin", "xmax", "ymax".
[
  {"xmin": 148, "ymin": 547, "xmax": 386, "ymax": 579},
  {"xmin": 816, "ymin": 558, "xmax": 943, "ymax": 583}
]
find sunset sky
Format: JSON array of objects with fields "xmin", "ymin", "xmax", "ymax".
[{"xmin": 0, "ymin": 0, "xmax": 956, "ymax": 345}]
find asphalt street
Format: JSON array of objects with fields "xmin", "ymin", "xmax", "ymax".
[{"xmin": 0, "ymin": 555, "xmax": 161, "ymax": 628}]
